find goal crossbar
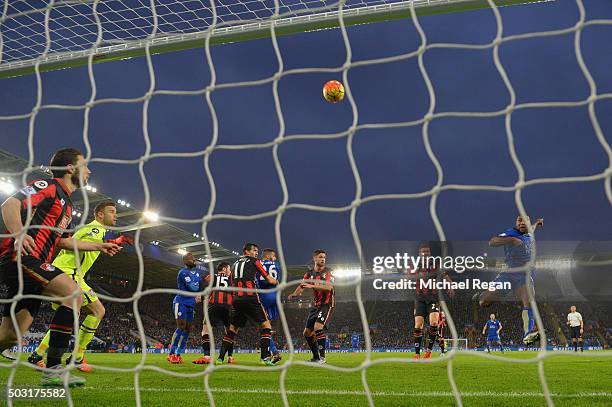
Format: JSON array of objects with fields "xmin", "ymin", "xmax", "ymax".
[{"xmin": 0, "ymin": 0, "xmax": 549, "ymax": 79}]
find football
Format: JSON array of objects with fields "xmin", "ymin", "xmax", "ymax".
[{"xmin": 323, "ymin": 80, "xmax": 345, "ymax": 103}]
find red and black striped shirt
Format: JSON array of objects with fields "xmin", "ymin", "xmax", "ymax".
[
  {"xmin": 302, "ymin": 267, "xmax": 335, "ymax": 307},
  {"xmin": 0, "ymin": 178, "xmax": 73, "ymax": 265},
  {"xmin": 408, "ymin": 265, "xmax": 446, "ymax": 299},
  {"xmin": 232, "ymin": 256, "xmax": 268, "ymax": 299},
  {"xmin": 206, "ymin": 271, "xmax": 233, "ymax": 306},
  {"xmin": 438, "ymin": 312, "xmax": 446, "ymax": 328}
]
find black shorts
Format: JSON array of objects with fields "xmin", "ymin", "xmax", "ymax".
[
  {"xmin": 206, "ymin": 304, "xmax": 231, "ymax": 328},
  {"xmin": 0, "ymin": 257, "xmax": 64, "ymax": 318},
  {"xmin": 230, "ymin": 298, "xmax": 269, "ymax": 328},
  {"xmin": 414, "ymin": 298, "xmax": 439, "ymax": 318},
  {"xmin": 570, "ymin": 326, "xmax": 582, "ymax": 339},
  {"xmin": 437, "ymin": 325, "xmax": 445, "ymax": 338},
  {"xmin": 305, "ymin": 304, "xmax": 333, "ymax": 331}
]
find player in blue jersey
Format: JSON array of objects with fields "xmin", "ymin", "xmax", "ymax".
[
  {"xmin": 168, "ymin": 252, "xmax": 203, "ymax": 364},
  {"xmin": 481, "ymin": 314, "xmax": 504, "ymax": 353},
  {"xmin": 476, "ymin": 215, "xmax": 544, "ymax": 345},
  {"xmin": 258, "ymin": 248, "xmax": 282, "ymax": 364}
]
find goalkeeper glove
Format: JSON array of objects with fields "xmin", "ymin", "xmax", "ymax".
[{"xmin": 106, "ymin": 235, "xmax": 134, "ymax": 246}]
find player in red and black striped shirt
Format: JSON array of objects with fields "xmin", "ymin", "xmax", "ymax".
[
  {"xmin": 288, "ymin": 249, "xmax": 335, "ymax": 364},
  {"xmin": 437, "ymin": 311, "xmax": 447, "ymax": 355},
  {"xmin": 407, "ymin": 243, "xmax": 454, "ymax": 360},
  {"xmin": 0, "ymin": 148, "xmax": 121, "ymax": 386},
  {"xmin": 217, "ymin": 243, "xmax": 278, "ymax": 365},
  {"xmin": 193, "ymin": 262, "xmax": 234, "ymax": 365}
]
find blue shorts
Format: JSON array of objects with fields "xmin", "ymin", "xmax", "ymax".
[
  {"xmin": 492, "ymin": 270, "xmax": 534, "ymax": 293},
  {"xmin": 260, "ymin": 294, "xmax": 279, "ymax": 321},
  {"xmin": 173, "ymin": 302, "xmax": 195, "ymax": 322},
  {"xmin": 487, "ymin": 336, "xmax": 501, "ymax": 342}
]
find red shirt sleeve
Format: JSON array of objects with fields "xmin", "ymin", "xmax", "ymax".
[
  {"xmin": 255, "ymin": 259, "xmax": 268, "ymax": 278},
  {"xmin": 302, "ymin": 272, "xmax": 309, "ymax": 282},
  {"xmin": 13, "ymin": 180, "xmax": 57, "ymax": 210}
]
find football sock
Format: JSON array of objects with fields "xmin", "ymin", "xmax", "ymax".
[
  {"xmin": 47, "ymin": 306, "xmax": 74, "ymax": 368},
  {"xmin": 76, "ymin": 314, "xmax": 100, "ymax": 361},
  {"xmin": 220, "ymin": 330, "xmax": 236, "ymax": 361},
  {"xmin": 315, "ymin": 329, "xmax": 326, "ymax": 358},
  {"xmin": 269, "ymin": 336, "xmax": 277, "ymax": 354},
  {"xmin": 260, "ymin": 328, "xmax": 272, "ymax": 360},
  {"xmin": 306, "ymin": 335, "xmax": 319, "ymax": 359},
  {"xmin": 202, "ymin": 334, "xmax": 210, "ymax": 356},
  {"xmin": 522, "ymin": 307, "xmax": 535, "ymax": 335},
  {"xmin": 35, "ymin": 330, "xmax": 50, "ymax": 356},
  {"xmin": 427, "ymin": 327, "xmax": 437, "ymax": 351},
  {"xmin": 169, "ymin": 329, "xmax": 183, "ymax": 355},
  {"xmin": 413, "ymin": 328, "xmax": 423, "ymax": 355},
  {"xmin": 177, "ymin": 330, "xmax": 189, "ymax": 355}
]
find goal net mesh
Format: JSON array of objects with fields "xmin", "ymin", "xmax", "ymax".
[{"xmin": 1, "ymin": 0, "xmax": 611, "ymax": 406}]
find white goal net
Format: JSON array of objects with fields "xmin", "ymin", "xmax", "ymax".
[{"xmin": 1, "ymin": 0, "xmax": 611, "ymax": 406}]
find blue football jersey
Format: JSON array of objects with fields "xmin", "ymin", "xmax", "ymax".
[
  {"xmin": 486, "ymin": 320, "xmax": 501, "ymax": 336},
  {"xmin": 497, "ymin": 227, "xmax": 533, "ymax": 268},
  {"xmin": 258, "ymin": 260, "xmax": 280, "ymax": 289},
  {"xmin": 173, "ymin": 267, "xmax": 202, "ymax": 306}
]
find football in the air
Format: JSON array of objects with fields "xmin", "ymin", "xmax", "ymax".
[{"xmin": 323, "ymin": 80, "xmax": 345, "ymax": 103}]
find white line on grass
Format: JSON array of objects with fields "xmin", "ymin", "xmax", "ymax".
[{"xmin": 102, "ymin": 387, "xmax": 612, "ymax": 398}]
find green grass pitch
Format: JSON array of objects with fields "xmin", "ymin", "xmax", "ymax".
[{"xmin": 1, "ymin": 351, "xmax": 611, "ymax": 406}]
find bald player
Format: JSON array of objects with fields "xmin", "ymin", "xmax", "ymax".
[
  {"xmin": 168, "ymin": 252, "xmax": 203, "ymax": 364},
  {"xmin": 476, "ymin": 215, "xmax": 544, "ymax": 345}
]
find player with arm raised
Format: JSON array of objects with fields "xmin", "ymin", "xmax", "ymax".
[
  {"xmin": 476, "ymin": 215, "xmax": 544, "ymax": 345},
  {"xmin": 567, "ymin": 305, "xmax": 584, "ymax": 352},
  {"xmin": 482, "ymin": 314, "xmax": 504, "ymax": 353},
  {"xmin": 258, "ymin": 248, "xmax": 282, "ymax": 364},
  {"xmin": 409, "ymin": 243, "xmax": 455, "ymax": 360},
  {"xmin": 28, "ymin": 200, "xmax": 132, "ymax": 372},
  {"xmin": 288, "ymin": 249, "xmax": 334, "ymax": 364},
  {"xmin": 193, "ymin": 262, "xmax": 234, "ymax": 365},
  {"xmin": 0, "ymin": 148, "xmax": 121, "ymax": 387},
  {"xmin": 168, "ymin": 252, "xmax": 203, "ymax": 364},
  {"xmin": 217, "ymin": 243, "xmax": 278, "ymax": 366}
]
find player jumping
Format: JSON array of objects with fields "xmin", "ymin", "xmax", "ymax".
[
  {"xmin": 28, "ymin": 200, "xmax": 132, "ymax": 372},
  {"xmin": 409, "ymin": 243, "xmax": 454, "ymax": 360},
  {"xmin": 0, "ymin": 148, "xmax": 121, "ymax": 387},
  {"xmin": 193, "ymin": 262, "xmax": 235, "ymax": 364},
  {"xmin": 482, "ymin": 313, "xmax": 504, "ymax": 353},
  {"xmin": 476, "ymin": 215, "xmax": 544, "ymax": 345},
  {"xmin": 168, "ymin": 252, "xmax": 203, "ymax": 364},
  {"xmin": 288, "ymin": 249, "xmax": 335, "ymax": 364},
  {"xmin": 567, "ymin": 305, "xmax": 584, "ymax": 352},
  {"xmin": 258, "ymin": 248, "xmax": 282, "ymax": 364},
  {"xmin": 217, "ymin": 243, "xmax": 278, "ymax": 365}
]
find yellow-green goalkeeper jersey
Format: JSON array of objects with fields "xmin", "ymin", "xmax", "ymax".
[{"xmin": 52, "ymin": 219, "xmax": 106, "ymax": 277}]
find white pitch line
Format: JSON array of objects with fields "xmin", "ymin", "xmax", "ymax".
[{"xmin": 102, "ymin": 387, "xmax": 612, "ymax": 398}]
